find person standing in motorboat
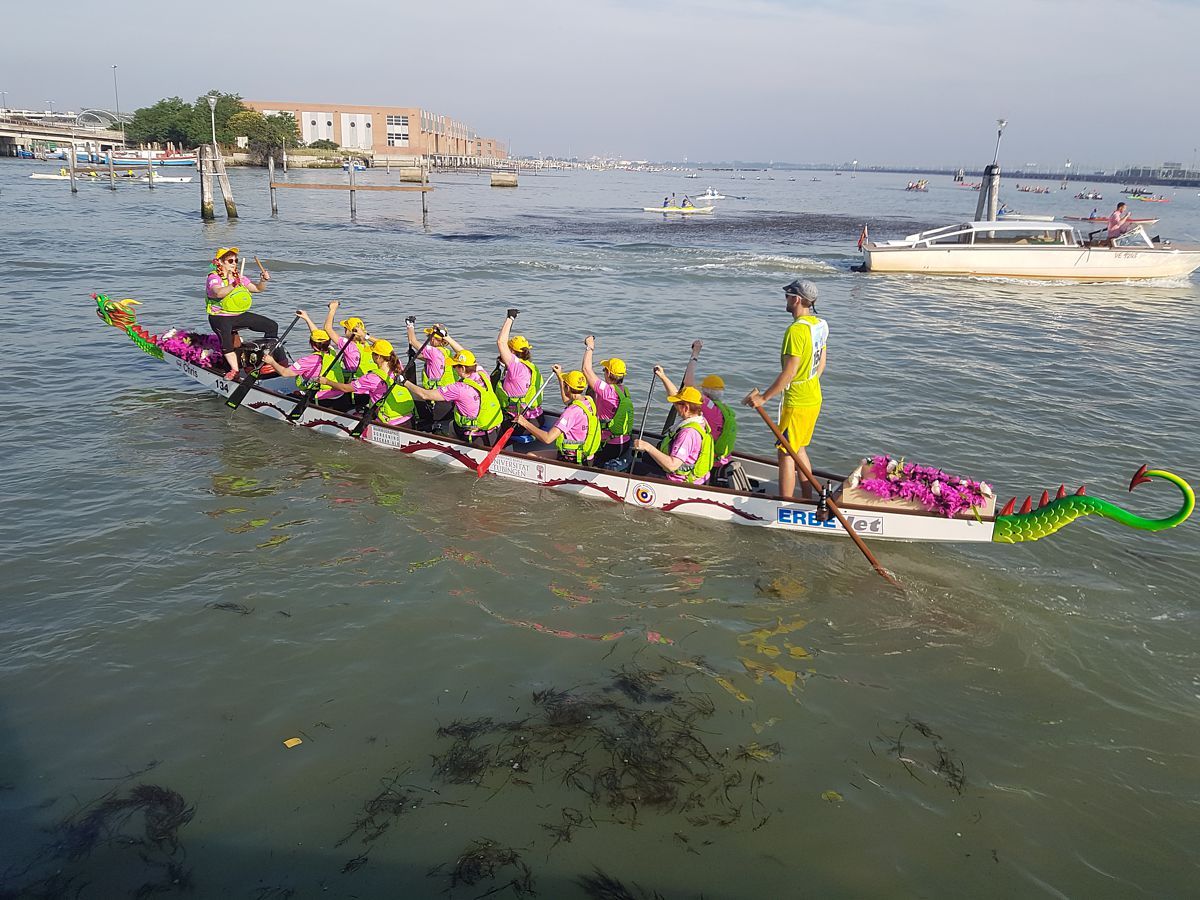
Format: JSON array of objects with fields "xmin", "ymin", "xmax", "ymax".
[
  {"xmin": 1108, "ymin": 202, "xmax": 1133, "ymax": 240},
  {"xmin": 742, "ymin": 279, "xmax": 828, "ymax": 500}
]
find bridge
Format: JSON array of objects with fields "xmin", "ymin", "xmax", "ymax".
[{"xmin": 0, "ymin": 110, "xmax": 125, "ymax": 157}]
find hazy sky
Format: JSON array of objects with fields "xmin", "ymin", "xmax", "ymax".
[{"xmin": 5, "ymin": 0, "xmax": 1198, "ymax": 167}]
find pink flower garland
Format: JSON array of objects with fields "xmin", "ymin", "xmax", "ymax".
[
  {"xmin": 857, "ymin": 455, "xmax": 993, "ymax": 518},
  {"xmin": 156, "ymin": 328, "xmax": 223, "ymax": 368}
]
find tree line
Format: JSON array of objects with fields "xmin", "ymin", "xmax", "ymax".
[{"xmin": 124, "ymin": 90, "xmax": 329, "ymax": 163}]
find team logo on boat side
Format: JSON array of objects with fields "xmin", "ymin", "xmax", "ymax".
[
  {"xmin": 777, "ymin": 507, "xmax": 884, "ymax": 534},
  {"xmin": 632, "ymin": 484, "xmax": 657, "ymax": 505}
]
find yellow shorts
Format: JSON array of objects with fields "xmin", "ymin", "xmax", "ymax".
[{"xmin": 776, "ymin": 404, "xmax": 821, "ymax": 451}]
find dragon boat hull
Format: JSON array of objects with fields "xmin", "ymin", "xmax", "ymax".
[{"xmin": 162, "ymin": 351, "xmax": 994, "ymax": 543}]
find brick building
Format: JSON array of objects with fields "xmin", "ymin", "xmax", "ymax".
[{"xmin": 243, "ymin": 100, "xmax": 506, "ymax": 163}]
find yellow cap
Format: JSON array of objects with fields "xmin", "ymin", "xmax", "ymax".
[
  {"xmin": 600, "ymin": 358, "xmax": 627, "ymax": 377},
  {"xmin": 214, "ymin": 246, "xmax": 239, "ymax": 260},
  {"xmin": 701, "ymin": 374, "xmax": 725, "ymax": 390},
  {"xmin": 340, "ymin": 316, "xmax": 364, "ymax": 330},
  {"xmin": 508, "ymin": 335, "xmax": 531, "ymax": 353},
  {"xmin": 311, "ymin": 328, "xmax": 331, "ymax": 343},
  {"xmin": 562, "ymin": 370, "xmax": 587, "ymax": 391},
  {"xmin": 371, "ymin": 338, "xmax": 394, "ymax": 357},
  {"xmin": 667, "ymin": 385, "xmax": 704, "ymax": 405},
  {"xmin": 449, "ymin": 350, "xmax": 477, "ymax": 367},
  {"xmin": 423, "ymin": 326, "xmax": 445, "ymax": 337}
]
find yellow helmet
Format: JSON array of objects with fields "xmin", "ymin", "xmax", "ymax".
[
  {"xmin": 449, "ymin": 350, "xmax": 477, "ymax": 368},
  {"xmin": 600, "ymin": 357, "xmax": 627, "ymax": 377},
  {"xmin": 562, "ymin": 370, "xmax": 588, "ymax": 392},
  {"xmin": 667, "ymin": 385, "xmax": 704, "ymax": 405},
  {"xmin": 371, "ymin": 339, "xmax": 394, "ymax": 357},
  {"xmin": 508, "ymin": 335, "xmax": 531, "ymax": 353},
  {"xmin": 700, "ymin": 374, "xmax": 725, "ymax": 390}
]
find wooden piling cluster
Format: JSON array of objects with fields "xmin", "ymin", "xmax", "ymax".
[{"xmin": 198, "ymin": 144, "xmax": 237, "ymax": 221}]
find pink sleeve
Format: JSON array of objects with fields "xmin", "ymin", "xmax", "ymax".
[
  {"xmin": 294, "ymin": 354, "xmax": 321, "ymax": 379},
  {"xmin": 342, "ymin": 339, "xmax": 360, "ymax": 371},
  {"xmin": 206, "ymin": 273, "xmax": 221, "ymax": 295}
]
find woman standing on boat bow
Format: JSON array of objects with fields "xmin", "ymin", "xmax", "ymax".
[{"xmin": 205, "ymin": 247, "xmax": 275, "ymax": 379}]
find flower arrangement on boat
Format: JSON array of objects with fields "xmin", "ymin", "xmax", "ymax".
[
  {"xmin": 854, "ymin": 455, "xmax": 993, "ymax": 518},
  {"xmin": 157, "ymin": 328, "xmax": 221, "ymax": 366}
]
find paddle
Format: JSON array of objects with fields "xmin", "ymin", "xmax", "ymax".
[
  {"xmin": 253, "ymin": 256, "xmax": 267, "ymax": 278},
  {"xmin": 348, "ymin": 363, "xmax": 407, "ymax": 439},
  {"xmin": 749, "ymin": 402, "xmax": 901, "ymax": 588},
  {"xmin": 660, "ymin": 343, "xmax": 701, "ymax": 435},
  {"xmin": 226, "ymin": 313, "xmax": 301, "ymax": 410},
  {"xmin": 629, "ymin": 378, "xmax": 659, "ymax": 467},
  {"xmin": 286, "ymin": 337, "xmax": 351, "ymax": 422},
  {"xmin": 476, "ymin": 372, "xmax": 557, "ymax": 478},
  {"xmin": 402, "ymin": 316, "xmax": 441, "ymax": 383}
]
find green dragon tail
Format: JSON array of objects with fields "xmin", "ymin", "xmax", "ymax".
[{"xmin": 992, "ymin": 465, "xmax": 1195, "ymax": 543}]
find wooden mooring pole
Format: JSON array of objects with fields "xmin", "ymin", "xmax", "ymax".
[
  {"xmin": 200, "ymin": 145, "xmax": 215, "ymax": 221},
  {"xmin": 67, "ymin": 144, "xmax": 78, "ymax": 194},
  {"xmin": 268, "ymin": 155, "xmax": 278, "ymax": 216},
  {"xmin": 107, "ymin": 152, "xmax": 116, "ymax": 190},
  {"xmin": 147, "ymin": 158, "xmax": 155, "ymax": 190},
  {"xmin": 213, "ymin": 144, "xmax": 238, "ymax": 219},
  {"xmin": 349, "ymin": 163, "xmax": 357, "ymax": 219}
]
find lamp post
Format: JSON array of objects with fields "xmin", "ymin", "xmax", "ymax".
[
  {"xmin": 1, "ymin": 91, "xmax": 7, "ymax": 112},
  {"xmin": 207, "ymin": 95, "xmax": 218, "ymax": 154},
  {"xmin": 992, "ymin": 118, "xmax": 1007, "ymax": 165},
  {"xmin": 111, "ymin": 65, "xmax": 124, "ymax": 146},
  {"xmin": 47, "ymin": 100, "xmax": 54, "ymax": 116}
]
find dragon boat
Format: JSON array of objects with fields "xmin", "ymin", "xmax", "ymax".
[{"xmin": 95, "ymin": 296, "xmax": 1194, "ymax": 548}]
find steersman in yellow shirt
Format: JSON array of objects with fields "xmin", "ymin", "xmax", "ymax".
[{"xmin": 743, "ymin": 280, "xmax": 829, "ymax": 499}]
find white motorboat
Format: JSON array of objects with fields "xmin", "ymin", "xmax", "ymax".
[
  {"xmin": 696, "ymin": 188, "xmax": 725, "ymax": 201},
  {"xmin": 139, "ymin": 174, "xmax": 194, "ymax": 184},
  {"xmin": 861, "ymin": 220, "xmax": 1200, "ymax": 281}
]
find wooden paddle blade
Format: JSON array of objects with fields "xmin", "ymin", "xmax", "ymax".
[
  {"xmin": 225, "ymin": 373, "xmax": 259, "ymax": 409},
  {"xmin": 476, "ymin": 425, "xmax": 516, "ymax": 477}
]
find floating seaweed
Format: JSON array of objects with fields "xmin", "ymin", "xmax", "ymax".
[
  {"xmin": 206, "ymin": 601, "xmax": 254, "ymax": 616},
  {"xmin": 431, "ymin": 838, "xmax": 535, "ymax": 897},
  {"xmin": 872, "ymin": 716, "xmax": 965, "ymax": 794},
  {"xmin": 576, "ymin": 867, "xmax": 667, "ymax": 900}
]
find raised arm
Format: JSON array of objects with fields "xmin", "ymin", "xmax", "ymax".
[
  {"xmin": 406, "ymin": 319, "xmax": 421, "ymax": 351},
  {"xmin": 497, "ymin": 311, "xmax": 517, "ymax": 366},
  {"xmin": 680, "ymin": 340, "xmax": 702, "ymax": 388},
  {"xmin": 581, "ymin": 335, "xmax": 601, "ymax": 391},
  {"xmin": 438, "ymin": 325, "xmax": 465, "ymax": 355},
  {"xmin": 653, "ymin": 365, "xmax": 679, "ymax": 398},
  {"xmin": 296, "ymin": 308, "xmax": 319, "ymax": 334},
  {"xmin": 549, "ymin": 364, "xmax": 570, "ymax": 406},
  {"xmin": 321, "ymin": 300, "xmax": 338, "ymax": 336}
]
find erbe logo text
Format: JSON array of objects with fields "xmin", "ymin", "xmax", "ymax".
[{"xmin": 777, "ymin": 507, "xmax": 884, "ymax": 534}]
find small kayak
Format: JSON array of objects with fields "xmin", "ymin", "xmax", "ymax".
[
  {"xmin": 1063, "ymin": 216, "xmax": 1159, "ymax": 225},
  {"xmin": 643, "ymin": 205, "xmax": 715, "ymax": 214}
]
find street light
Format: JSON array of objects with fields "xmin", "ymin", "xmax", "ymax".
[
  {"xmin": 111, "ymin": 65, "xmax": 124, "ymax": 146},
  {"xmin": 1, "ymin": 91, "xmax": 7, "ymax": 112},
  {"xmin": 46, "ymin": 100, "xmax": 54, "ymax": 116},
  {"xmin": 992, "ymin": 118, "xmax": 1007, "ymax": 165},
  {"xmin": 207, "ymin": 95, "xmax": 218, "ymax": 152}
]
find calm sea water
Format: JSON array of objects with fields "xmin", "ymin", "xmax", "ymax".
[{"xmin": 1, "ymin": 161, "xmax": 1197, "ymax": 898}]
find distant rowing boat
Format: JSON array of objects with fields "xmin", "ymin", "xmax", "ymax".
[{"xmin": 643, "ymin": 206, "xmax": 715, "ymax": 214}]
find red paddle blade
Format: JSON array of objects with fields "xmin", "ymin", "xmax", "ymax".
[{"xmin": 476, "ymin": 425, "xmax": 516, "ymax": 477}]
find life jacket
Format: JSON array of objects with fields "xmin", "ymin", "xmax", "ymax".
[
  {"xmin": 422, "ymin": 345, "xmax": 456, "ymax": 390},
  {"xmin": 598, "ymin": 383, "xmax": 633, "ymax": 439},
  {"xmin": 351, "ymin": 340, "xmax": 378, "ymax": 377},
  {"xmin": 556, "ymin": 396, "xmax": 601, "ymax": 464},
  {"xmin": 452, "ymin": 374, "xmax": 503, "ymax": 433},
  {"xmin": 295, "ymin": 347, "xmax": 348, "ymax": 393},
  {"xmin": 659, "ymin": 417, "xmax": 714, "ymax": 484},
  {"xmin": 709, "ymin": 396, "xmax": 737, "ymax": 459},
  {"xmin": 375, "ymin": 370, "xmax": 415, "ymax": 422},
  {"xmin": 495, "ymin": 358, "xmax": 543, "ymax": 412},
  {"xmin": 206, "ymin": 273, "xmax": 252, "ymax": 315}
]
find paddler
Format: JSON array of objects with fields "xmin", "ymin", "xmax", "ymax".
[
  {"xmin": 651, "ymin": 341, "xmax": 738, "ymax": 474},
  {"xmin": 401, "ymin": 349, "xmax": 503, "ymax": 447},
  {"xmin": 404, "ymin": 319, "xmax": 456, "ymax": 434},
  {"xmin": 516, "ymin": 368, "xmax": 601, "ymax": 466},
  {"xmin": 632, "ymin": 385, "xmax": 715, "ymax": 485},
  {"xmin": 335, "ymin": 311, "xmax": 378, "ymax": 378},
  {"xmin": 742, "ymin": 279, "xmax": 828, "ymax": 500},
  {"xmin": 260, "ymin": 325, "xmax": 356, "ymax": 413},
  {"xmin": 581, "ymin": 335, "xmax": 634, "ymax": 471},
  {"xmin": 494, "ymin": 309, "xmax": 544, "ymax": 430},
  {"xmin": 205, "ymin": 247, "xmax": 276, "ymax": 380},
  {"xmin": 318, "ymin": 338, "xmax": 415, "ymax": 426}
]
